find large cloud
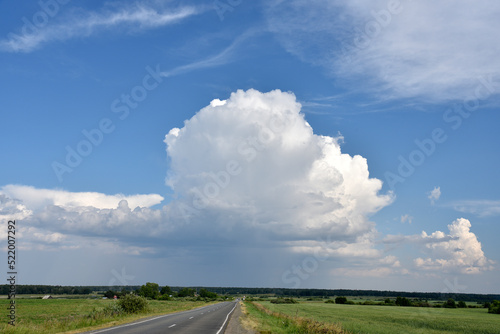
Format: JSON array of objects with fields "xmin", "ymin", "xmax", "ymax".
[
  {"xmin": 165, "ymin": 89, "xmax": 393, "ymax": 248},
  {"xmin": 1, "ymin": 89, "xmax": 495, "ymax": 286},
  {"xmin": 0, "ymin": 89, "xmax": 392, "ymax": 261},
  {"xmin": 265, "ymin": 0, "xmax": 500, "ymax": 101}
]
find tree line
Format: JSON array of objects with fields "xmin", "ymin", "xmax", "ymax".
[
  {"xmin": 103, "ymin": 283, "xmax": 219, "ymax": 301},
  {"xmin": 0, "ymin": 285, "xmax": 98, "ymax": 295},
  {"xmin": 2, "ymin": 285, "xmax": 499, "ymax": 303}
]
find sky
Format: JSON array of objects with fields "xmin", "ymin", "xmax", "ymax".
[{"xmin": 0, "ymin": 0, "xmax": 499, "ymax": 294}]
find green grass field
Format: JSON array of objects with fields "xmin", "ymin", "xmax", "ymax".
[
  {"xmin": 250, "ymin": 301, "xmax": 500, "ymax": 334},
  {"xmin": 0, "ymin": 297, "xmax": 216, "ymax": 333}
]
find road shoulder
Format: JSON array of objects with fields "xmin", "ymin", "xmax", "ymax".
[{"xmin": 224, "ymin": 301, "xmax": 257, "ymax": 334}]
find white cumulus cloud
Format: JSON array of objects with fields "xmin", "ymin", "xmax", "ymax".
[
  {"xmin": 1, "ymin": 89, "xmax": 392, "ymax": 262},
  {"xmin": 165, "ymin": 89, "xmax": 393, "ymax": 248},
  {"xmin": 414, "ymin": 218, "xmax": 494, "ymax": 274}
]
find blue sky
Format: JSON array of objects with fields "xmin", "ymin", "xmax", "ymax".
[{"xmin": 1, "ymin": 0, "xmax": 499, "ymax": 294}]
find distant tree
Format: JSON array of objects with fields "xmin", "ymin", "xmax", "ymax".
[
  {"xmin": 396, "ymin": 297, "xmax": 412, "ymax": 306},
  {"xmin": 81, "ymin": 287, "xmax": 92, "ymax": 294},
  {"xmin": 138, "ymin": 282, "xmax": 160, "ymax": 300},
  {"xmin": 161, "ymin": 286, "xmax": 172, "ymax": 296},
  {"xmin": 444, "ymin": 298, "xmax": 457, "ymax": 308},
  {"xmin": 177, "ymin": 287, "xmax": 195, "ymax": 297},
  {"xmin": 200, "ymin": 288, "xmax": 217, "ymax": 299},
  {"xmin": 104, "ymin": 290, "xmax": 116, "ymax": 299},
  {"xmin": 335, "ymin": 296, "xmax": 348, "ymax": 304},
  {"xmin": 457, "ymin": 301, "xmax": 467, "ymax": 308},
  {"xmin": 488, "ymin": 300, "xmax": 500, "ymax": 314}
]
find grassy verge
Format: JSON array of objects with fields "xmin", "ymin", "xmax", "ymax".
[
  {"xmin": 257, "ymin": 301, "xmax": 500, "ymax": 334},
  {"xmin": 244, "ymin": 301, "xmax": 348, "ymax": 334},
  {"xmin": 0, "ymin": 298, "xmax": 218, "ymax": 333}
]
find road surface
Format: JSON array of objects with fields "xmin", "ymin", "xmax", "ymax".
[{"xmin": 84, "ymin": 301, "xmax": 237, "ymax": 334}]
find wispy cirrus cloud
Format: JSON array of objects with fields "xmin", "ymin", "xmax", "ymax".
[
  {"xmin": 265, "ymin": 0, "xmax": 500, "ymax": 101},
  {"xmin": 1, "ymin": 2, "xmax": 204, "ymax": 53},
  {"xmin": 160, "ymin": 29, "xmax": 260, "ymax": 78},
  {"xmin": 448, "ymin": 199, "xmax": 500, "ymax": 217}
]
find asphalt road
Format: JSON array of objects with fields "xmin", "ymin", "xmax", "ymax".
[{"xmin": 84, "ymin": 301, "xmax": 238, "ymax": 334}]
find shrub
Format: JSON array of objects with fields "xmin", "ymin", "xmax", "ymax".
[
  {"xmin": 325, "ymin": 299, "xmax": 335, "ymax": 303},
  {"xmin": 457, "ymin": 301, "xmax": 467, "ymax": 308},
  {"xmin": 335, "ymin": 296, "xmax": 347, "ymax": 304},
  {"xmin": 488, "ymin": 300, "xmax": 500, "ymax": 314},
  {"xmin": 362, "ymin": 300, "xmax": 380, "ymax": 305},
  {"xmin": 158, "ymin": 294, "xmax": 171, "ymax": 300},
  {"xmin": 118, "ymin": 294, "xmax": 148, "ymax": 313},
  {"xmin": 444, "ymin": 298, "xmax": 457, "ymax": 308},
  {"xmin": 102, "ymin": 302, "xmax": 124, "ymax": 316},
  {"xmin": 271, "ymin": 298, "xmax": 297, "ymax": 304},
  {"xmin": 104, "ymin": 290, "xmax": 117, "ymax": 299},
  {"xmin": 395, "ymin": 297, "xmax": 412, "ymax": 307},
  {"xmin": 415, "ymin": 301, "xmax": 431, "ymax": 307}
]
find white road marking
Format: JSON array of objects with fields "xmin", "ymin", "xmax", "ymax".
[
  {"xmin": 216, "ymin": 303, "xmax": 237, "ymax": 334},
  {"xmin": 189, "ymin": 316, "xmax": 194, "ymax": 319},
  {"xmin": 89, "ymin": 302, "xmax": 230, "ymax": 333},
  {"xmin": 90, "ymin": 313, "xmax": 175, "ymax": 333},
  {"xmin": 168, "ymin": 324, "xmax": 176, "ymax": 328}
]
